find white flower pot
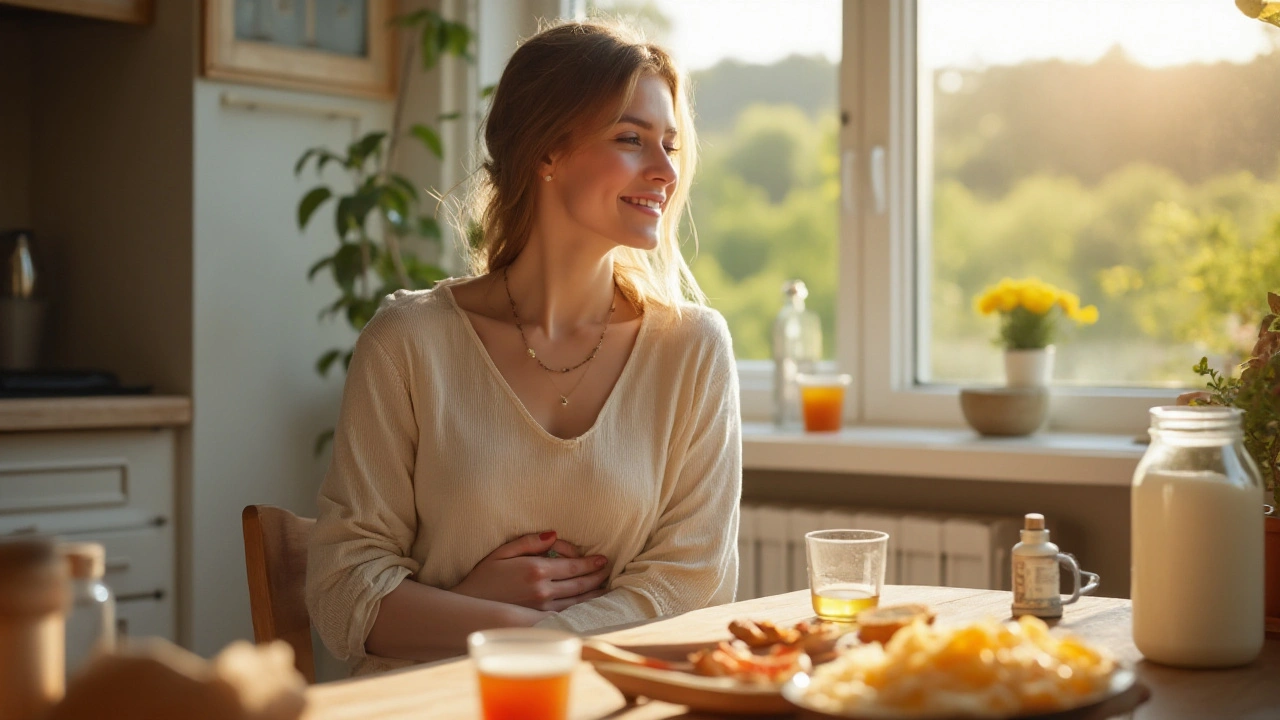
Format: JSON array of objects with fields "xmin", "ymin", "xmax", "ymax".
[{"xmin": 1004, "ymin": 346, "xmax": 1055, "ymax": 388}]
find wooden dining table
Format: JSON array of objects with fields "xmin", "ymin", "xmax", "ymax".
[{"xmin": 303, "ymin": 585, "xmax": 1280, "ymax": 719}]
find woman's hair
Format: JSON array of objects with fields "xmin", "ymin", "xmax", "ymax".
[{"xmin": 460, "ymin": 19, "xmax": 704, "ymax": 311}]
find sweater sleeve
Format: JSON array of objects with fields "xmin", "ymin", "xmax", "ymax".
[
  {"xmin": 306, "ymin": 319, "xmax": 421, "ymax": 663},
  {"xmin": 537, "ymin": 312, "xmax": 742, "ymax": 632}
]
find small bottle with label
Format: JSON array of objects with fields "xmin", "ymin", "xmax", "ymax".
[{"xmin": 1011, "ymin": 513, "xmax": 1062, "ymax": 618}]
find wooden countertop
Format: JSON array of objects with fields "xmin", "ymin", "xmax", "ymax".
[
  {"xmin": 304, "ymin": 586, "xmax": 1280, "ymax": 719},
  {"xmin": 0, "ymin": 395, "xmax": 192, "ymax": 432}
]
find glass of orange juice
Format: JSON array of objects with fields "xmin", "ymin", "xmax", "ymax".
[
  {"xmin": 796, "ymin": 373, "xmax": 851, "ymax": 432},
  {"xmin": 468, "ymin": 628, "xmax": 581, "ymax": 720},
  {"xmin": 805, "ymin": 529, "xmax": 888, "ymax": 622}
]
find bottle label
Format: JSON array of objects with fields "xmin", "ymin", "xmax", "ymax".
[{"xmin": 1013, "ymin": 556, "xmax": 1061, "ymax": 615}]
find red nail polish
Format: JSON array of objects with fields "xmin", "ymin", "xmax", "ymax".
[{"xmin": 540, "ymin": 531, "xmax": 556, "ymax": 541}]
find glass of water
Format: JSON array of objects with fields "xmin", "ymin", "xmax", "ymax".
[{"xmin": 805, "ymin": 529, "xmax": 889, "ymax": 622}]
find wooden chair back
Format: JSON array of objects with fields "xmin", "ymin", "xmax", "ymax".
[{"xmin": 241, "ymin": 504, "xmax": 316, "ymax": 683}]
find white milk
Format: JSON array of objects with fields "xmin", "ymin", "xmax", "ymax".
[{"xmin": 1131, "ymin": 470, "xmax": 1264, "ymax": 667}]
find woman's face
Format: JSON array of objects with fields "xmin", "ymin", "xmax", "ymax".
[{"xmin": 545, "ymin": 73, "xmax": 680, "ymax": 252}]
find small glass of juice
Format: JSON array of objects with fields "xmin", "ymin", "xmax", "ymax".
[
  {"xmin": 468, "ymin": 628, "xmax": 581, "ymax": 720},
  {"xmin": 796, "ymin": 373, "xmax": 851, "ymax": 432},
  {"xmin": 804, "ymin": 529, "xmax": 889, "ymax": 622}
]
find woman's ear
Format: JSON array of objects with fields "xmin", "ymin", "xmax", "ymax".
[{"xmin": 539, "ymin": 153, "xmax": 557, "ymax": 182}]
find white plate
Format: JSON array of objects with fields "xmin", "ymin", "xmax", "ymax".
[{"xmin": 781, "ymin": 666, "xmax": 1137, "ymax": 720}]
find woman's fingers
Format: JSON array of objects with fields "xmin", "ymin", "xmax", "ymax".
[
  {"xmin": 543, "ymin": 588, "xmax": 609, "ymax": 613},
  {"xmin": 488, "ymin": 532, "xmax": 585, "ymax": 560},
  {"xmin": 547, "ymin": 565, "xmax": 610, "ymax": 599},
  {"xmin": 488, "ymin": 531, "xmax": 558, "ymax": 560},
  {"xmin": 547, "ymin": 539, "xmax": 582, "ymax": 558},
  {"xmin": 543, "ymin": 555, "xmax": 607, "ymax": 581}
]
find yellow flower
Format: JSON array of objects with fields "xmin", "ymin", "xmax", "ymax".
[
  {"xmin": 1023, "ymin": 287, "xmax": 1056, "ymax": 315},
  {"xmin": 1057, "ymin": 291, "xmax": 1081, "ymax": 316},
  {"xmin": 974, "ymin": 292, "xmax": 999, "ymax": 315},
  {"xmin": 997, "ymin": 287, "xmax": 1019, "ymax": 312},
  {"xmin": 1074, "ymin": 305, "xmax": 1099, "ymax": 325}
]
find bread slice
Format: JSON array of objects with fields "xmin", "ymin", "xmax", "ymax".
[{"xmin": 856, "ymin": 603, "xmax": 936, "ymax": 644}]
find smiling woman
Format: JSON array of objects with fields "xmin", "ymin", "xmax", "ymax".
[{"xmin": 305, "ymin": 19, "xmax": 742, "ymax": 678}]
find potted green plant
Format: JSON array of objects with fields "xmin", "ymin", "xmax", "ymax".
[
  {"xmin": 293, "ymin": 9, "xmax": 479, "ymax": 455},
  {"xmin": 1183, "ymin": 291, "xmax": 1280, "ymax": 634}
]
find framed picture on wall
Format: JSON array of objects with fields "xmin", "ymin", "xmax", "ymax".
[{"xmin": 203, "ymin": 0, "xmax": 397, "ymax": 99}]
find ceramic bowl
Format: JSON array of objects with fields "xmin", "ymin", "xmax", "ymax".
[{"xmin": 959, "ymin": 386, "xmax": 1049, "ymax": 437}]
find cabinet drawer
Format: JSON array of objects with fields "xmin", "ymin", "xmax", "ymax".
[
  {"xmin": 73, "ymin": 526, "xmax": 174, "ymax": 602},
  {"xmin": 115, "ymin": 596, "xmax": 175, "ymax": 643},
  {"xmin": 0, "ymin": 430, "xmax": 174, "ymax": 533}
]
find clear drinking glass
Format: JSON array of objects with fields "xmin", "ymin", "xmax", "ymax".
[
  {"xmin": 805, "ymin": 529, "xmax": 889, "ymax": 622},
  {"xmin": 468, "ymin": 628, "xmax": 581, "ymax": 720},
  {"xmin": 796, "ymin": 373, "xmax": 851, "ymax": 432}
]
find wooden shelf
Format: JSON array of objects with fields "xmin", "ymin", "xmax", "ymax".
[
  {"xmin": 0, "ymin": 0, "xmax": 152, "ymax": 25},
  {"xmin": 0, "ymin": 395, "xmax": 190, "ymax": 432}
]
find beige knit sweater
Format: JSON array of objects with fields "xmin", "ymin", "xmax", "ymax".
[{"xmin": 305, "ymin": 280, "xmax": 742, "ymax": 676}]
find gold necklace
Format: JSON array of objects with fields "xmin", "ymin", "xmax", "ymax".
[
  {"xmin": 540, "ymin": 356, "xmax": 595, "ymax": 407},
  {"xmin": 502, "ymin": 267, "xmax": 616, "ymax": 406}
]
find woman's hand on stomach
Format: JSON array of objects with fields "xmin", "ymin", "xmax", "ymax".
[{"xmin": 451, "ymin": 531, "xmax": 611, "ymax": 611}]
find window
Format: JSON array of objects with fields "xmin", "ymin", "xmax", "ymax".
[
  {"xmin": 853, "ymin": 0, "xmax": 1280, "ymax": 432},
  {"xmin": 916, "ymin": 0, "xmax": 1280, "ymax": 389}
]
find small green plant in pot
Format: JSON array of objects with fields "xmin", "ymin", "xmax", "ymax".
[
  {"xmin": 1185, "ymin": 291, "xmax": 1280, "ymax": 508},
  {"xmin": 1183, "ymin": 291, "xmax": 1280, "ymax": 633},
  {"xmin": 294, "ymin": 9, "xmax": 477, "ymax": 455}
]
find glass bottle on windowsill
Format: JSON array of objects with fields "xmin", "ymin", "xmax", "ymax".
[{"xmin": 773, "ymin": 280, "xmax": 823, "ymax": 429}]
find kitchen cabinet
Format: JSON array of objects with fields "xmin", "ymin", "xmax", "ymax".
[
  {"xmin": 0, "ymin": 427, "xmax": 178, "ymax": 642},
  {"xmin": 0, "ymin": 0, "xmax": 151, "ymax": 25}
]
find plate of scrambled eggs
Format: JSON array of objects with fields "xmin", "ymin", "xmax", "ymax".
[{"xmin": 781, "ymin": 615, "xmax": 1135, "ymax": 719}]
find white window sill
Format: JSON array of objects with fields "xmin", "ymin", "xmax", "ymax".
[{"xmin": 741, "ymin": 422, "xmax": 1145, "ymax": 487}]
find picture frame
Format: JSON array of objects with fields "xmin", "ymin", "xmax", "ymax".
[{"xmin": 202, "ymin": 0, "xmax": 397, "ymax": 100}]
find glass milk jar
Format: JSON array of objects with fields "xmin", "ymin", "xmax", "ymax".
[{"xmin": 1131, "ymin": 406, "xmax": 1265, "ymax": 668}]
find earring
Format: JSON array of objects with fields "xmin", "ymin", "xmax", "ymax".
[{"xmin": 544, "ymin": 174, "xmax": 553, "ymax": 182}]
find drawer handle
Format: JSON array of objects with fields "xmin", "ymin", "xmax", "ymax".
[
  {"xmin": 3, "ymin": 516, "xmax": 168, "ymax": 537},
  {"xmin": 116, "ymin": 589, "xmax": 165, "ymax": 603}
]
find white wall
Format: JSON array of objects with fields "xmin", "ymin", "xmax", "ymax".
[
  {"xmin": 189, "ymin": 81, "xmax": 390, "ymax": 657},
  {"xmin": 477, "ymin": 0, "xmax": 560, "ymax": 88}
]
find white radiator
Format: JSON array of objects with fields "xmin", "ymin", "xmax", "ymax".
[{"xmin": 736, "ymin": 503, "xmax": 1021, "ymax": 601}]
